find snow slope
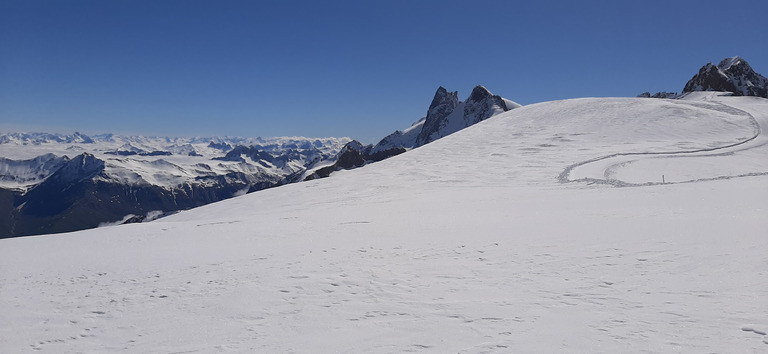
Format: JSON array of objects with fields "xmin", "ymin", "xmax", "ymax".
[
  {"xmin": 564, "ymin": 93, "xmax": 766, "ymax": 185},
  {"xmin": 1, "ymin": 95, "xmax": 767, "ymax": 353}
]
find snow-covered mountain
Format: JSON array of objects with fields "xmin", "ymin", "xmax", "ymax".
[
  {"xmin": 0, "ymin": 153, "xmax": 69, "ymax": 190},
  {"xmin": 416, "ymin": 85, "xmax": 520, "ymax": 145},
  {"xmin": 683, "ymin": 56, "xmax": 768, "ymax": 98},
  {"xmin": 0, "ymin": 131, "xmax": 95, "ymax": 144},
  {"xmin": 0, "ymin": 133, "xmax": 349, "ymax": 237},
  {"xmin": 305, "ymin": 85, "xmax": 519, "ymax": 180},
  {"xmin": 2, "ymin": 92, "xmax": 766, "ymax": 352},
  {"xmin": 375, "ymin": 85, "xmax": 520, "ymax": 153}
]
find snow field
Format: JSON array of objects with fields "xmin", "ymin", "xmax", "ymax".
[
  {"xmin": 1, "ymin": 94, "xmax": 767, "ymax": 352},
  {"xmin": 566, "ymin": 94, "xmax": 768, "ymax": 186}
]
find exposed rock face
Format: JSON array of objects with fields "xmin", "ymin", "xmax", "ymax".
[
  {"xmin": 304, "ymin": 141, "xmax": 406, "ymax": 181},
  {"xmin": 416, "ymin": 87, "xmax": 460, "ymax": 145},
  {"xmin": 367, "ymin": 147, "xmax": 407, "ymax": 162},
  {"xmin": 416, "ymin": 85, "xmax": 517, "ymax": 146},
  {"xmin": 637, "ymin": 91, "xmax": 678, "ymax": 99},
  {"xmin": 208, "ymin": 141, "xmax": 233, "ymax": 151},
  {"xmin": 334, "ymin": 141, "xmax": 368, "ymax": 169},
  {"xmin": 462, "ymin": 85, "xmax": 511, "ymax": 125},
  {"xmin": 214, "ymin": 145, "xmax": 275, "ymax": 164},
  {"xmin": 683, "ymin": 57, "xmax": 768, "ymax": 98},
  {"xmin": 46, "ymin": 153, "xmax": 105, "ymax": 187}
]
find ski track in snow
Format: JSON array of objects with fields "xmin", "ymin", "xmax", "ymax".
[
  {"xmin": 562, "ymin": 94, "xmax": 768, "ymax": 186},
  {"xmin": 1, "ymin": 94, "xmax": 767, "ymax": 353}
]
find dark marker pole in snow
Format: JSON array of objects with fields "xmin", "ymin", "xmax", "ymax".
[{"xmin": 662, "ymin": 175, "xmax": 665, "ymax": 184}]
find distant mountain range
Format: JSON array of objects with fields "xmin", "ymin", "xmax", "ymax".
[{"xmin": 0, "ymin": 134, "xmax": 348, "ymax": 237}]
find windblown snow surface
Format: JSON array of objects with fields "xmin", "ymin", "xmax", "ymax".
[{"xmin": 2, "ymin": 93, "xmax": 767, "ymax": 353}]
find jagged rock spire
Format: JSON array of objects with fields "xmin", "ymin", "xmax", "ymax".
[{"xmin": 683, "ymin": 56, "xmax": 768, "ymax": 98}]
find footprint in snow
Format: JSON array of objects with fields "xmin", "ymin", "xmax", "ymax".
[
  {"xmin": 741, "ymin": 325, "xmax": 768, "ymax": 344},
  {"xmin": 741, "ymin": 325, "xmax": 767, "ymax": 336}
]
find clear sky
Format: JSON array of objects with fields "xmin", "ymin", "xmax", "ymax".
[{"xmin": 1, "ymin": 0, "xmax": 767, "ymax": 143}]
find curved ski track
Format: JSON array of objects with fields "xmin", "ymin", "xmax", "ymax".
[{"xmin": 559, "ymin": 97, "xmax": 768, "ymax": 187}]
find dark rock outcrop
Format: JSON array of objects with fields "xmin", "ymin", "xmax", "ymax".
[
  {"xmin": 462, "ymin": 85, "xmax": 511, "ymax": 125},
  {"xmin": 208, "ymin": 141, "xmax": 233, "ymax": 152},
  {"xmin": 214, "ymin": 145, "xmax": 275, "ymax": 163},
  {"xmin": 683, "ymin": 56, "xmax": 768, "ymax": 98},
  {"xmin": 416, "ymin": 87, "xmax": 461, "ymax": 145},
  {"xmin": 416, "ymin": 85, "xmax": 516, "ymax": 146},
  {"xmin": 637, "ymin": 91, "xmax": 678, "ymax": 99}
]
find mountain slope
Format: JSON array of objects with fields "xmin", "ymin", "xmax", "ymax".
[
  {"xmin": 0, "ymin": 153, "xmax": 69, "ymax": 190},
  {"xmin": 1, "ymin": 95, "xmax": 766, "ymax": 352}
]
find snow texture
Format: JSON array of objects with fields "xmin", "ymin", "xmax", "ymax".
[{"xmin": 1, "ymin": 94, "xmax": 767, "ymax": 352}]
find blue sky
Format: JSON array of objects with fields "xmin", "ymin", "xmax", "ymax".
[{"xmin": 1, "ymin": 0, "xmax": 766, "ymax": 143}]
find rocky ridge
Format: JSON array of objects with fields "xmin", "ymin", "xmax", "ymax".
[{"xmin": 683, "ymin": 56, "xmax": 768, "ymax": 98}]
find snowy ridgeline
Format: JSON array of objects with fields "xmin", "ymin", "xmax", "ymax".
[{"xmin": 1, "ymin": 92, "xmax": 767, "ymax": 352}]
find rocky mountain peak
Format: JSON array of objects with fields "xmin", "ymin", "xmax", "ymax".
[
  {"xmin": 462, "ymin": 85, "xmax": 511, "ymax": 126},
  {"xmin": 50, "ymin": 153, "xmax": 105, "ymax": 186},
  {"xmin": 428, "ymin": 87, "xmax": 459, "ymax": 111},
  {"xmin": 411, "ymin": 85, "xmax": 519, "ymax": 145},
  {"xmin": 425, "ymin": 87, "xmax": 460, "ymax": 122},
  {"xmin": 467, "ymin": 85, "xmax": 493, "ymax": 103},
  {"xmin": 418, "ymin": 85, "xmax": 512, "ymax": 146},
  {"xmin": 417, "ymin": 87, "xmax": 461, "ymax": 146},
  {"xmin": 683, "ymin": 56, "xmax": 768, "ymax": 98},
  {"xmin": 718, "ymin": 56, "xmax": 744, "ymax": 71}
]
